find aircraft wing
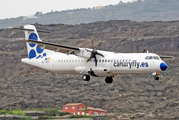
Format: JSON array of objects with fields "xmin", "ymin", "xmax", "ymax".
[
  {"xmin": 23, "ymin": 39, "xmax": 80, "ymax": 54},
  {"xmin": 160, "ymin": 56, "xmax": 174, "ymax": 59}
]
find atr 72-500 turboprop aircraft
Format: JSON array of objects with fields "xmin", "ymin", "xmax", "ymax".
[{"xmin": 17, "ymin": 25, "xmax": 173, "ymax": 83}]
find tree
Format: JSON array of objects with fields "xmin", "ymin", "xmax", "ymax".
[{"xmin": 82, "ymin": 106, "xmax": 90, "ymax": 116}]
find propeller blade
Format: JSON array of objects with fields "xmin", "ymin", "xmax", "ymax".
[
  {"xmin": 96, "ymin": 52, "xmax": 104, "ymax": 57},
  {"xmin": 137, "ymin": 45, "xmax": 139, "ymax": 53},
  {"xmin": 142, "ymin": 48, "xmax": 148, "ymax": 53},
  {"xmin": 94, "ymin": 55, "xmax": 97, "ymax": 67},
  {"xmin": 86, "ymin": 53, "xmax": 95, "ymax": 63},
  {"xmin": 91, "ymin": 38, "xmax": 94, "ymax": 50},
  {"xmin": 96, "ymin": 42, "xmax": 102, "ymax": 49},
  {"xmin": 86, "ymin": 55, "xmax": 92, "ymax": 63}
]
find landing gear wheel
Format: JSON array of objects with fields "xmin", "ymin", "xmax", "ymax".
[
  {"xmin": 154, "ymin": 76, "xmax": 160, "ymax": 81},
  {"xmin": 82, "ymin": 74, "xmax": 90, "ymax": 81},
  {"xmin": 105, "ymin": 77, "xmax": 113, "ymax": 83}
]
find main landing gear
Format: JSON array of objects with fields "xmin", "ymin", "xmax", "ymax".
[
  {"xmin": 82, "ymin": 74, "xmax": 90, "ymax": 81},
  {"xmin": 82, "ymin": 74, "xmax": 113, "ymax": 83},
  {"xmin": 105, "ymin": 77, "xmax": 113, "ymax": 83}
]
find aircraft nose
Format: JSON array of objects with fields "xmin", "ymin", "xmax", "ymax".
[{"xmin": 160, "ymin": 62, "xmax": 168, "ymax": 71}]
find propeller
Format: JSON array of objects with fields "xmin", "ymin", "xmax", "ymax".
[{"xmin": 85, "ymin": 38, "xmax": 104, "ymax": 67}]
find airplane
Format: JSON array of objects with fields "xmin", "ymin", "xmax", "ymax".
[{"xmin": 16, "ymin": 25, "xmax": 173, "ymax": 83}]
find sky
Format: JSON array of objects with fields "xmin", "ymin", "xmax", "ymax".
[{"xmin": 0, "ymin": 0, "xmax": 133, "ymax": 19}]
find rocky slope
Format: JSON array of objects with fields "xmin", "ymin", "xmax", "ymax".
[{"xmin": 0, "ymin": 20, "xmax": 179, "ymax": 119}]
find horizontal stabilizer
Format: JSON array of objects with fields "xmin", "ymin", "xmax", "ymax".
[
  {"xmin": 20, "ymin": 39, "xmax": 80, "ymax": 54},
  {"xmin": 160, "ymin": 56, "xmax": 174, "ymax": 59},
  {"xmin": 13, "ymin": 27, "xmax": 51, "ymax": 33}
]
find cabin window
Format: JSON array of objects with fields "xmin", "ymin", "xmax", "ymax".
[
  {"xmin": 108, "ymin": 60, "xmax": 110, "ymax": 62},
  {"xmin": 69, "ymin": 60, "xmax": 71, "ymax": 62},
  {"xmin": 61, "ymin": 60, "xmax": 63, "ymax": 62},
  {"xmin": 111, "ymin": 59, "xmax": 113, "ymax": 62},
  {"xmin": 66, "ymin": 60, "xmax": 68, "ymax": 62},
  {"xmin": 105, "ymin": 59, "xmax": 107, "ymax": 62},
  {"xmin": 58, "ymin": 60, "xmax": 60, "ymax": 63},
  {"xmin": 102, "ymin": 59, "xmax": 104, "ymax": 62},
  {"xmin": 78, "ymin": 60, "xmax": 80, "ymax": 62},
  {"xmin": 99, "ymin": 60, "xmax": 101, "ymax": 62},
  {"xmin": 72, "ymin": 60, "xmax": 74, "ymax": 62},
  {"xmin": 81, "ymin": 60, "xmax": 83, "ymax": 62},
  {"xmin": 75, "ymin": 60, "xmax": 77, "ymax": 62},
  {"xmin": 64, "ymin": 60, "xmax": 66, "ymax": 62}
]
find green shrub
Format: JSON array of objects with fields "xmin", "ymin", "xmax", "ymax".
[
  {"xmin": 0, "ymin": 110, "xmax": 7, "ymax": 114},
  {"xmin": 38, "ymin": 115, "xmax": 48, "ymax": 119},
  {"xmin": 20, "ymin": 117, "xmax": 33, "ymax": 120},
  {"xmin": 8, "ymin": 109, "xmax": 25, "ymax": 115},
  {"xmin": 42, "ymin": 108, "xmax": 59, "ymax": 116},
  {"xmin": 0, "ymin": 109, "xmax": 25, "ymax": 115},
  {"xmin": 58, "ymin": 112, "xmax": 70, "ymax": 116},
  {"xmin": 25, "ymin": 108, "xmax": 69, "ymax": 117},
  {"xmin": 69, "ymin": 115, "xmax": 93, "ymax": 118}
]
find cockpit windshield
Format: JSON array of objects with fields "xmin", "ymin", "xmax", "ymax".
[
  {"xmin": 145, "ymin": 56, "xmax": 160, "ymax": 60},
  {"xmin": 153, "ymin": 56, "xmax": 160, "ymax": 60}
]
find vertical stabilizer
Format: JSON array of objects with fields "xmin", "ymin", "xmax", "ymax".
[{"xmin": 23, "ymin": 25, "xmax": 47, "ymax": 59}]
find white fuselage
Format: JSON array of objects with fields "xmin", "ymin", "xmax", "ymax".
[{"xmin": 21, "ymin": 50, "xmax": 165, "ymax": 77}]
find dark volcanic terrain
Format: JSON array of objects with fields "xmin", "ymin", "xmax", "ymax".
[{"xmin": 0, "ymin": 20, "xmax": 179, "ymax": 119}]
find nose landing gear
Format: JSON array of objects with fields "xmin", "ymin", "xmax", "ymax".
[
  {"xmin": 153, "ymin": 72, "xmax": 160, "ymax": 81},
  {"xmin": 154, "ymin": 76, "xmax": 160, "ymax": 80}
]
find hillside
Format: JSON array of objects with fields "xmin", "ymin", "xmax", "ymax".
[
  {"xmin": 1, "ymin": 0, "xmax": 179, "ymax": 29},
  {"xmin": 0, "ymin": 20, "xmax": 179, "ymax": 119}
]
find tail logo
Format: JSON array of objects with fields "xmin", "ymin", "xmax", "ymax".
[{"xmin": 28, "ymin": 33, "xmax": 47, "ymax": 59}]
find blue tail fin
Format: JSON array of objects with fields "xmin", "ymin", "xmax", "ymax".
[{"xmin": 23, "ymin": 25, "xmax": 47, "ymax": 59}]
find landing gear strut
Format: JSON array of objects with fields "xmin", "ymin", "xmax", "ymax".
[
  {"xmin": 105, "ymin": 77, "xmax": 113, "ymax": 83},
  {"xmin": 82, "ymin": 74, "xmax": 90, "ymax": 81},
  {"xmin": 154, "ymin": 72, "xmax": 160, "ymax": 81}
]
